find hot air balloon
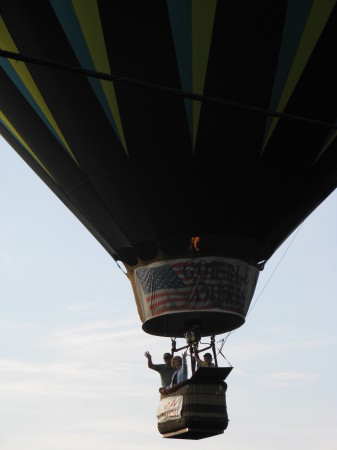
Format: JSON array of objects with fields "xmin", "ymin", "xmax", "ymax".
[{"xmin": 2, "ymin": 0, "xmax": 337, "ymax": 440}]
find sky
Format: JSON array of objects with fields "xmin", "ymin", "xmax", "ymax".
[{"xmin": 1, "ymin": 135, "xmax": 337, "ymax": 450}]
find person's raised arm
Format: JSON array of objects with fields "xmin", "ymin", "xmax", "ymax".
[{"xmin": 144, "ymin": 351, "xmax": 155, "ymax": 369}]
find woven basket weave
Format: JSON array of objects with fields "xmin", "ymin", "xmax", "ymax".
[{"xmin": 158, "ymin": 382, "xmax": 228, "ymax": 435}]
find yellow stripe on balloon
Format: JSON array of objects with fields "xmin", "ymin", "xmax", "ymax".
[
  {"xmin": 0, "ymin": 110, "xmax": 55, "ymax": 180},
  {"xmin": 262, "ymin": 0, "xmax": 337, "ymax": 155},
  {"xmin": 72, "ymin": 0, "xmax": 128, "ymax": 157},
  {"xmin": 0, "ymin": 17, "xmax": 79, "ymax": 166},
  {"xmin": 192, "ymin": 0, "xmax": 217, "ymax": 151}
]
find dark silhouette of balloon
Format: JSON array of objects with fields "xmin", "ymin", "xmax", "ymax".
[{"xmin": 2, "ymin": 1, "xmax": 337, "ymax": 338}]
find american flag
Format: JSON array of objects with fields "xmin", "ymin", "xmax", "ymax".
[
  {"xmin": 136, "ymin": 263, "xmax": 185, "ymax": 293},
  {"xmin": 135, "ymin": 258, "xmax": 257, "ymax": 318}
]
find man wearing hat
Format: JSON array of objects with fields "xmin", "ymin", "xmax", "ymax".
[{"xmin": 144, "ymin": 351, "xmax": 175, "ymax": 387}]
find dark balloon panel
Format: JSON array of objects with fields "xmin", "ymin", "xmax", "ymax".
[{"xmin": 2, "ymin": 0, "xmax": 337, "ymax": 336}]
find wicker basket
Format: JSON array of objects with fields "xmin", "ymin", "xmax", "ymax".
[{"xmin": 158, "ymin": 382, "xmax": 228, "ymax": 438}]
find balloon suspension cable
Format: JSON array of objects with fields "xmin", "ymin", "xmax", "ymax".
[
  {"xmin": 209, "ymin": 335, "xmax": 233, "ymax": 368},
  {"xmin": 115, "ymin": 260, "xmax": 128, "ymax": 276},
  {"xmin": 184, "ymin": 326, "xmax": 202, "ymax": 374},
  {"xmin": 2, "ymin": 49, "xmax": 337, "ymax": 131},
  {"xmin": 247, "ymin": 222, "xmax": 303, "ymax": 318},
  {"xmin": 214, "ymin": 223, "xmax": 304, "ymax": 354},
  {"xmin": 183, "ymin": 327, "xmax": 231, "ymax": 370},
  {"xmin": 217, "ymin": 345, "xmax": 233, "ymax": 368},
  {"xmin": 215, "ymin": 223, "xmax": 303, "ymax": 365},
  {"xmin": 222, "ymin": 332, "xmax": 233, "ymax": 346}
]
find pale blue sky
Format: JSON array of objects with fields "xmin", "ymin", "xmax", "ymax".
[{"xmin": 1, "ymin": 136, "xmax": 337, "ymax": 450}]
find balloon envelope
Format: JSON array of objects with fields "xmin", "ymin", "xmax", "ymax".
[{"xmin": 1, "ymin": 1, "xmax": 337, "ymax": 336}]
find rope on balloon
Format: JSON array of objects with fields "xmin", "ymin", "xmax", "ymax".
[
  {"xmin": 2, "ymin": 49, "xmax": 337, "ymax": 131},
  {"xmin": 215, "ymin": 337, "xmax": 233, "ymax": 367},
  {"xmin": 116, "ymin": 260, "xmax": 128, "ymax": 276},
  {"xmin": 215, "ymin": 222, "xmax": 304, "ymax": 353},
  {"xmin": 247, "ymin": 222, "xmax": 303, "ymax": 318}
]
